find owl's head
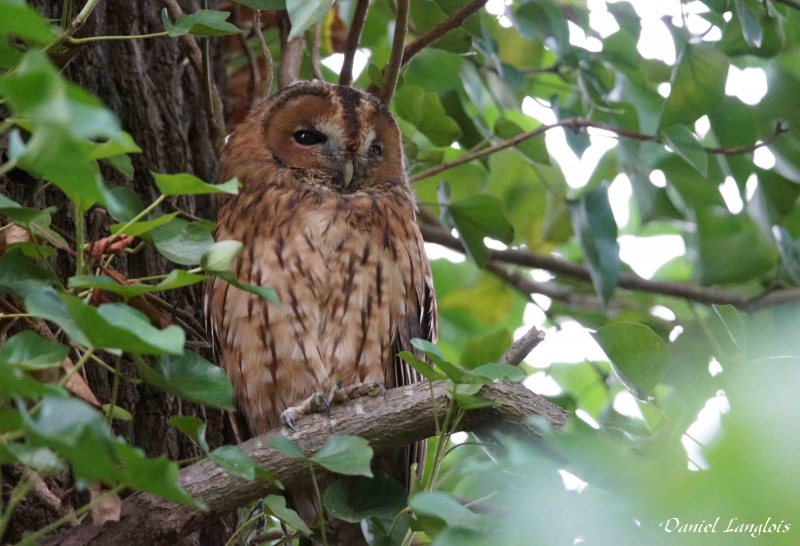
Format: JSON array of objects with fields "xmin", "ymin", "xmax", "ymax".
[{"xmin": 226, "ymin": 80, "xmax": 405, "ymax": 193}]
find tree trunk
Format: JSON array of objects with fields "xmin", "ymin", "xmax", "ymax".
[{"xmin": 1, "ymin": 1, "xmax": 234, "ymax": 543}]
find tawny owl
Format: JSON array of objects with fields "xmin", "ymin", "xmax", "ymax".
[{"xmin": 204, "ymin": 80, "xmax": 437, "ymax": 536}]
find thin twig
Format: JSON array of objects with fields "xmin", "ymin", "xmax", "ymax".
[
  {"xmin": 278, "ymin": 12, "xmax": 304, "ymax": 89},
  {"xmin": 410, "ymin": 117, "xmax": 788, "ymax": 183},
  {"xmin": 311, "ymin": 22, "xmax": 324, "ymax": 82},
  {"xmin": 401, "ymin": 0, "xmax": 487, "ymax": 68},
  {"xmin": 418, "ymin": 222, "xmax": 800, "ymax": 311},
  {"xmin": 338, "ymin": 0, "xmax": 369, "ymax": 86},
  {"xmin": 253, "ymin": 10, "xmax": 274, "ymax": 99},
  {"xmin": 238, "ymin": 31, "xmax": 260, "ymax": 107},
  {"xmin": 499, "ymin": 325, "xmax": 545, "ymax": 366},
  {"xmin": 378, "ymin": 0, "xmax": 409, "ymax": 103}
]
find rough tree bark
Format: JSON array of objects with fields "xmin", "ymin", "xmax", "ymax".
[
  {"xmin": 0, "ymin": 1, "xmax": 233, "ymax": 543},
  {"xmin": 43, "ymin": 381, "xmax": 569, "ymax": 546}
]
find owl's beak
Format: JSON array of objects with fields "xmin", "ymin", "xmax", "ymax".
[{"xmin": 341, "ymin": 160, "xmax": 354, "ymax": 189}]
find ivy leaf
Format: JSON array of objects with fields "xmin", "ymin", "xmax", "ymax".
[
  {"xmin": 397, "ymin": 352, "xmax": 446, "ymax": 381},
  {"xmin": 569, "ymin": 183, "xmax": 619, "ymax": 311},
  {"xmin": 410, "ymin": 338, "xmax": 446, "ymax": 365},
  {"xmin": 494, "ymin": 117, "xmax": 549, "ymax": 165},
  {"xmin": 169, "ymin": 415, "xmax": 210, "ymax": 452},
  {"xmin": 0, "ymin": 194, "xmax": 51, "ymax": 224},
  {"xmin": 209, "ymin": 445, "xmax": 260, "ymax": 481},
  {"xmin": 200, "ymin": 240, "xmax": 242, "ymax": 274},
  {"xmin": 152, "ymin": 172, "xmax": 239, "ymax": 196},
  {"xmin": 150, "ymin": 218, "xmax": 215, "ymax": 266},
  {"xmin": 410, "ymin": 491, "xmax": 486, "ymax": 532},
  {"xmin": 114, "ymin": 441, "xmax": 200, "ymax": 507},
  {"xmin": 136, "ymin": 352, "xmax": 235, "ymax": 410},
  {"xmin": 162, "ymin": 8, "xmax": 241, "ymax": 37},
  {"xmin": 0, "ymin": 1, "xmax": 56, "ymax": 44},
  {"xmin": 102, "ymin": 405, "xmax": 133, "ymax": 422},
  {"xmin": 269, "ymin": 436, "xmax": 307, "ymax": 460},
  {"xmin": 734, "ymin": 0, "xmax": 762, "ymax": 48},
  {"xmin": 470, "ymin": 363, "xmax": 525, "ymax": 383},
  {"xmin": 394, "ymin": 86, "xmax": 462, "ymax": 147},
  {"xmin": 447, "ymin": 194, "xmax": 514, "ymax": 268},
  {"xmin": 263, "ymin": 494, "xmax": 312, "ymax": 535},
  {"xmin": 662, "ymin": 124, "xmax": 707, "ymax": 178},
  {"xmin": 591, "ymin": 322, "xmax": 671, "ymax": 400},
  {"xmin": 68, "ymin": 270, "xmax": 207, "ymax": 299},
  {"xmin": 323, "ymin": 471, "xmax": 408, "ymax": 525},
  {"xmin": 0, "ymin": 331, "xmax": 68, "ymax": 370},
  {"xmin": 286, "ymin": 0, "xmax": 334, "ymax": 40},
  {"xmin": 110, "ymin": 212, "xmax": 179, "ymax": 238},
  {"xmin": 659, "ymin": 44, "xmax": 730, "ymax": 130},
  {"xmin": 230, "ymin": 0, "xmax": 286, "ymax": 9},
  {"xmin": 311, "ymin": 436, "xmax": 374, "ymax": 477}
]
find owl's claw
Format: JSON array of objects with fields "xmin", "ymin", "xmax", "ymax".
[{"xmin": 280, "ymin": 392, "xmax": 330, "ymax": 431}]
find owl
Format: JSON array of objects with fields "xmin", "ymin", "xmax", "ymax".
[{"xmin": 204, "ymin": 81, "xmax": 437, "ymax": 536}]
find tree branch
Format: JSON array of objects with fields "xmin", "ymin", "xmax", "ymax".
[
  {"xmin": 161, "ymin": 0, "xmax": 226, "ymax": 151},
  {"xmin": 378, "ymin": 0, "xmax": 410, "ymax": 104},
  {"xmin": 418, "ymin": 222, "xmax": 800, "ymax": 311},
  {"xmin": 253, "ymin": 10, "xmax": 274, "ymax": 98},
  {"xmin": 400, "ymin": 0, "xmax": 487, "ymax": 69},
  {"xmin": 278, "ymin": 12, "xmax": 304, "ymax": 89},
  {"xmin": 499, "ymin": 325, "xmax": 545, "ymax": 365},
  {"xmin": 338, "ymin": 0, "xmax": 370, "ymax": 86},
  {"xmin": 42, "ymin": 382, "xmax": 567, "ymax": 546},
  {"xmin": 311, "ymin": 22, "xmax": 324, "ymax": 82},
  {"xmin": 410, "ymin": 117, "xmax": 788, "ymax": 183}
]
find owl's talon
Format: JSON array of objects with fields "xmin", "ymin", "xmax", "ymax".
[
  {"xmin": 281, "ymin": 392, "xmax": 330, "ymax": 430},
  {"xmin": 282, "ymin": 412, "xmax": 297, "ymax": 432}
]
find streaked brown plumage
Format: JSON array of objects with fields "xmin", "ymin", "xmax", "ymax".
[{"xmin": 204, "ymin": 81, "xmax": 436, "ymax": 540}]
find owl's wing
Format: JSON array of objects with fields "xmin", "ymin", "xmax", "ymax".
[{"xmin": 391, "ymin": 222, "xmax": 437, "ymax": 486}]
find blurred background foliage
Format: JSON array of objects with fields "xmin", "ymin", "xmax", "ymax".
[{"xmin": 2, "ymin": 0, "xmax": 800, "ymax": 544}]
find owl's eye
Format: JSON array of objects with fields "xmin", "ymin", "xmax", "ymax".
[
  {"xmin": 369, "ymin": 144, "xmax": 382, "ymax": 156},
  {"xmin": 293, "ymin": 130, "xmax": 327, "ymax": 146}
]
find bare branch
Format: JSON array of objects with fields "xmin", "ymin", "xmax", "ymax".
[
  {"xmin": 311, "ymin": 22, "xmax": 324, "ymax": 82},
  {"xmin": 400, "ymin": 0, "xmax": 487, "ymax": 69},
  {"xmin": 253, "ymin": 10, "xmax": 274, "ymax": 98},
  {"xmin": 278, "ymin": 12, "xmax": 305, "ymax": 89},
  {"xmin": 499, "ymin": 325, "xmax": 545, "ymax": 366},
  {"xmin": 42, "ymin": 382, "xmax": 567, "ymax": 546},
  {"xmin": 378, "ymin": 0, "xmax": 410, "ymax": 104},
  {"xmin": 161, "ymin": 0, "xmax": 226, "ymax": 151},
  {"xmin": 418, "ymin": 222, "xmax": 800, "ymax": 311},
  {"xmin": 338, "ymin": 0, "xmax": 370, "ymax": 86},
  {"xmin": 238, "ymin": 32, "xmax": 260, "ymax": 107},
  {"xmin": 410, "ymin": 117, "xmax": 788, "ymax": 183}
]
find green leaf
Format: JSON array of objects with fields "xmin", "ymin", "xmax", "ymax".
[
  {"xmin": 0, "ymin": 331, "xmax": 68, "ymax": 370},
  {"xmin": 569, "ymin": 183, "xmax": 620, "ymax": 310},
  {"xmin": 410, "ymin": 0, "xmax": 472, "ymax": 53},
  {"xmin": 453, "ymin": 392, "xmax": 497, "ymax": 410},
  {"xmin": 659, "ymin": 44, "xmax": 730, "ymax": 130},
  {"xmin": 591, "ymin": 322, "xmax": 671, "ymax": 400},
  {"xmin": 61, "ymin": 297, "xmax": 185, "ymax": 355},
  {"xmin": 230, "ymin": 0, "xmax": 285, "ymax": 9},
  {"xmin": 286, "ymin": 0, "xmax": 334, "ymax": 40},
  {"xmin": 152, "ymin": 172, "xmax": 239, "ymax": 196},
  {"xmin": 24, "ymin": 290, "xmax": 89, "ymax": 347},
  {"xmin": 494, "ymin": 117, "xmax": 549, "ymax": 165},
  {"xmin": 217, "ymin": 272, "xmax": 281, "ymax": 306},
  {"xmin": 200, "ymin": 240, "xmax": 242, "ymax": 274},
  {"xmin": 6, "ymin": 445, "xmax": 65, "ymax": 473},
  {"xmin": 712, "ymin": 304, "xmax": 748, "ymax": 353},
  {"xmin": 110, "ymin": 212, "xmax": 179, "ymax": 238},
  {"xmin": 102, "ymin": 404, "xmax": 133, "ymax": 422},
  {"xmin": 0, "ymin": 248, "xmax": 53, "ymax": 299},
  {"xmin": 150, "ymin": 218, "xmax": 215, "ymax": 266},
  {"xmin": 662, "ymin": 124, "xmax": 707, "ymax": 178},
  {"xmin": 269, "ymin": 436, "xmax": 307, "ymax": 460},
  {"xmin": 209, "ymin": 445, "xmax": 260, "ymax": 481},
  {"xmin": 102, "ymin": 186, "xmax": 144, "ymax": 223},
  {"xmin": 460, "ymin": 330, "xmax": 513, "ymax": 369},
  {"xmin": 410, "ymin": 491, "xmax": 485, "ymax": 532},
  {"xmin": 0, "ymin": 194, "xmax": 50, "ymax": 224},
  {"xmin": 0, "ymin": 1, "xmax": 56, "ymax": 44},
  {"xmin": 398, "ymin": 352, "xmax": 446, "ymax": 381},
  {"xmin": 136, "ymin": 352, "xmax": 235, "ymax": 410},
  {"xmin": 734, "ymin": 0, "xmax": 762, "ymax": 48},
  {"xmin": 162, "ymin": 8, "xmax": 241, "ymax": 37},
  {"xmin": 447, "ymin": 194, "xmax": 514, "ymax": 268},
  {"xmin": 311, "ymin": 436, "xmax": 374, "ymax": 477},
  {"xmin": 470, "ymin": 363, "xmax": 525, "ymax": 383},
  {"xmin": 114, "ymin": 440, "xmax": 200, "ymax": 506},
  {"xmin": 263, "ymin": 494, "xmax": 312, "ymax": 535},
  {"xmin": 773, "ymin": 226, "xmax": 800, "ymax": 284},
  {"xmin": 410, "ymin": 338, "xmax": 446, "ymax": 364},
  {"xmin": 68, "ymin": 270, "xmax": 207, "ymax": 299},
  {"xmin": 169, "ymin": 415, "xmax": 210, "ymax": 452},
  {"xmin": 323, "ymin": 471, "xmax": 408, "ymax": 524},
  {"xmin": 394, "ymin": 86, "xmax": 462, "ymax": 147}
]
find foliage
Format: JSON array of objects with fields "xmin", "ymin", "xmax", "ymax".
[{"xmin": 2, "ymin": 0, "xmax": 800, "ymax": 545}]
